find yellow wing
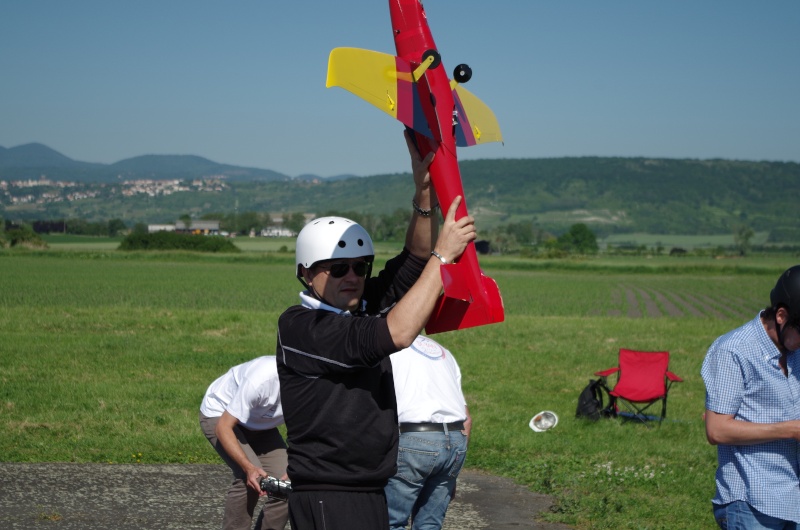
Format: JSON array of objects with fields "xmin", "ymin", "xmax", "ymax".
[
  {"xmin": 453, "ymin": 84, "xmax": 503, "ymax": 145},
  {"xmin": 326, "ymin": 47, "xmax": 409, "ymax": 120},
  {"xmin": 327, "ymin": 47, "xmax": 502, "ymax": 146}
]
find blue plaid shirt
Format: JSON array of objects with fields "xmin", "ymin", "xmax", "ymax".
[{"xmin": 701, "ymin": 314, "xmax": 800, "ymax": 522}]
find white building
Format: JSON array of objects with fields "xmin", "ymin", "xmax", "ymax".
[{"xmin": 261, "ymin": 227, "xmax": 296, "ymax": 237}]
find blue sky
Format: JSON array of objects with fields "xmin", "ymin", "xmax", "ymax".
[{"xmin": 2, "ymin": 1, "xmax": 798, "ymax": 178}]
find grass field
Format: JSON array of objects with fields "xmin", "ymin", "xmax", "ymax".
[{"xmin": 1, "ymin": 246, "xmax": 798, "ymax": 529}]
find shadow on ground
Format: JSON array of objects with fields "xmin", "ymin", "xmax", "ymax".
[{"xmin": 0, "ymin": 463, "xmax": 573, "ymax": 529}]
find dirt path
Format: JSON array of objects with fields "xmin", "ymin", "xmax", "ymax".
[{"xmin": 0, "ymin": 463, "xmax": 573, "ymax": 530}]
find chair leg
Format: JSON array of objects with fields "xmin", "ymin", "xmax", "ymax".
[
  {"xmin": 606, "ymin": 396, "xmax": 618, "ymax": 418},
  {"xmin": 617, "ymin": 400, "xmax": 661, "ymax": 428}
]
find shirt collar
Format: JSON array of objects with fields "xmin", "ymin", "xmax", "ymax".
[{"xmin": 298, "ymin": 291, "xmax": 365, "ymax": 315}]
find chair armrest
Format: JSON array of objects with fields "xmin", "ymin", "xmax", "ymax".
[
  {"xmin": 666, "ymin": 371, "xmax": 683, "ymax": 382},
  {"xmin": 594, "ymin": 367, "xmax": 619, "ymax": 377}
]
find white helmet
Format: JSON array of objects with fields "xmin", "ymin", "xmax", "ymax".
[{"xmin": 295, "ymin": 217, "xmax": 374, "ymax": 279}]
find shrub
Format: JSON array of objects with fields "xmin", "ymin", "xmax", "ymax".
[
  {"xmin": 118, "ymin": 232, "xmax": 240, "ymax": 253},
  {"xmin": 4, "ymin": 225, "xmax": 48, "ymax": 249}
]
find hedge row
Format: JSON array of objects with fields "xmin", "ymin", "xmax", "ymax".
[{"xmin": 118, "ymin": 232, "xmax": 240, "ymax": 253}]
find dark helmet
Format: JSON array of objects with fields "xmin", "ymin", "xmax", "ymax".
[{"xmin": 770, "ymin": 265, "xmax": 800, "ymax": 321}]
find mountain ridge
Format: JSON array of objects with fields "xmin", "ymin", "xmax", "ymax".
[
  {"xmin": 2, "ymin": 143, "xmax": 799, "ymax": 240},
  {"xmin": 0, "ymin": 143, "xmax": 292, "ymax": 182}
]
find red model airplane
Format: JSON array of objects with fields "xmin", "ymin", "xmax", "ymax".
[{"xmin": 326, "ymin": 0, "xmax": 504, "ymax": 334}]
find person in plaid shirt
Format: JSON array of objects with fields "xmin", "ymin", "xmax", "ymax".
[{"xmin": 702, "ymin": 265, "xmax": 800, "ymax": 529}]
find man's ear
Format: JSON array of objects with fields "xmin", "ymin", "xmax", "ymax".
[
  {"xmin": 776, "ymin": 306, "xmax": 790, "ymax": 326},
  {"xmin": 300, "ymin": 265, "xmax": 314, "ymax": 284}
]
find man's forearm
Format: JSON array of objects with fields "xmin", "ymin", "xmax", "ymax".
[
  {"xmin": 405, "ymin": 188, "xmax": 439, "ymax": 258},
  {"xmin": 216, "ymin": 413, "xmax": 258, "ymax": 475},
  {"xmin": 705, "ymin": 409, "xmax": 800, "ymax": 445}
]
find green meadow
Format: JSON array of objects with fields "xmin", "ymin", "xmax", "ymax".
[{"xmin": 1, "ymin": 244, "xmax": 797, "ymax": 529}]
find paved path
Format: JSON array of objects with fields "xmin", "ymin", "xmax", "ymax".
[{"xmin": 0, "ymin": 463, "xmax": 572, "ymax": 529}]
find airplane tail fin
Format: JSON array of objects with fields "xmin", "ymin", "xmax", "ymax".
[{"xmin": 425, "ymin": 261, "xmax": 505, "ymax": 334}]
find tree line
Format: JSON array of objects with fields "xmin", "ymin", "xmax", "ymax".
[
  {"xmin": 13, "ymin": 218, "xmax": 130, "ymax": 237},
  {"xmin": 4, "ymin": 209, "xmax": 601, "ymax": 256},
  {"xmin": 196, "ymin": 208, "xmax": 600, "ymax": 255},
  {"xmin": 7, "ymin": 211, "xmax": 794, "ymax": 257}
]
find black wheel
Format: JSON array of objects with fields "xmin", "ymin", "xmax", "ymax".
[
  {"xmin": 453, "ymin": 64, "xmax": 472, "ymax": 83},
  {"xmin": 422, "ymin": 49, "xmax": 441, "ymax": 69}
]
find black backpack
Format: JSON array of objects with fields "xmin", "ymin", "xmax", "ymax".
[{"xmin": 576, "ymin": 378, "xmax": 610, "ymax": 421}]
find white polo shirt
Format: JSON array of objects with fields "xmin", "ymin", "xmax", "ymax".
[
  {"xmin": 390, "ymin": 335, "xmax": 467, "ymax": 424},
  {"xmin": 200, "ymin": 356, "xmax": 283, "ymax": 430}
]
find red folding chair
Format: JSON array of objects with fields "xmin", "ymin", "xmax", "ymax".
[{"xmin": 594, "ymin": 349, "xmax": 683, "ymax": 426}]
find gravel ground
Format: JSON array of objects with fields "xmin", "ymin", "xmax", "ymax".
[{"xmin": 0, "ymin": 463, "xmax": 573, "ymax": 529}]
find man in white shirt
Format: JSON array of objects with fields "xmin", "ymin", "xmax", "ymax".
[
  {"xmin": 385, "ymin": 335, "xmax": 472, "ymax": 530},
  {"xmin": 199, "ymin": 356, "xmax": 288, "ymax": 530}
]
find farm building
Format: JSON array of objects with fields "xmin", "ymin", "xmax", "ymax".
[
  {"xmin": 261, "ymin": 227, "xmax": 296, "ymax": 237},
  {"xmin": 175, "ymin": 220, "xmax": 220, "ymax": 235},
  {"xmin": 147, "ymin": 224, "xmax": 175, "ymax": 233},
  {"xmin": 148, "ymin": 221, "xmax": 221, "ymax": 235}
]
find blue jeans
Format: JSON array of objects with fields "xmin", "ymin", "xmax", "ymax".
[
  {"xmin": 714, "ymin": 501, "xmax": 799, "ymax": 530},
  {"xmin": 385, "ymin": 429, "xmax": 468, "ymax": 530}
]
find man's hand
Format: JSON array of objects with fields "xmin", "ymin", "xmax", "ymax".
[
  {"xmin": 404, "ymin": 129, "xmax": 439, "ymax": 258},
  {"xmin": 216, "ymin": 412, "xmax": 270, "ymax": 495},
  {"xmin": 405, "ymin": 130, "xmax": 435, "ymax": 193},
  {"xmin": 387, "ymin": 195, "xmax": 478, "ymax": 348},
  {"xmin": 246, "ymin": 467, "xmax": 269, "ymax": 496},
  {"xmin": 462, "ymin": 406, "xmax": 473, "ymax": 438},
  {"xmin": 433, "ymin": 196, "xmax": 476, "ymax": 264}
]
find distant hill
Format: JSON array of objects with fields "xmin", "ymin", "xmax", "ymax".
[
  {"xmin": 0, "ymin": 143, "xmax": 291, "ymax": 182},
  {"xmin": 2, "ymin": 143, "xmax": 799, "ymax": 241},
  {"xmin": 0, "ymin": 143, "xmax": 103, "ymax": 169},
  {"xmin": 457, "ymin": 157, "xmax": 800, "ymax": 238}
]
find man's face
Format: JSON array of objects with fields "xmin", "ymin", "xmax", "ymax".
[
  {"xmin": 305, "ymin": 258, "xmax": 370, "ymax": 312},
  {"xmin": 777, "ymin": 308, "xmax": 800, "ymax": 352},
  {"xmin": 783, "ymin": 322, "xmax": 800, "ymax": 352}
]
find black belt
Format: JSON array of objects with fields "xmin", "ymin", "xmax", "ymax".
[{"xmin": 399, "ymin": 421, "xmax": 464, "ymax": 433}]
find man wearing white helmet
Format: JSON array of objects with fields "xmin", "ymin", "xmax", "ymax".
[{"xmin": 276, "ymin": 131, "xmax": 476, "ymax": 530}]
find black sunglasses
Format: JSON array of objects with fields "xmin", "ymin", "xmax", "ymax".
[{"xmin": 318, "ymin": 261, "xmax": 371, "ymax": 279}]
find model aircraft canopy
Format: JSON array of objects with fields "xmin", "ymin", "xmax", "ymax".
[{"xmin": 326, "ymin": 47, "xmax": 502, "ymax": 147}]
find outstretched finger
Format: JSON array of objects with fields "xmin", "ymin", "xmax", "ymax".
[{"xmin": 445, "ymin": 196, "xmax": 463, "ymax": 222}]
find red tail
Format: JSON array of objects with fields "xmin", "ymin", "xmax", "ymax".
[{"xmin": 425, "ymin": 245, "xmax": 505, "ymax": 334}]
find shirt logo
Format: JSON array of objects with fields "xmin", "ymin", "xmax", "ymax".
[{"xmin": 411, "ymin": 336, "xmax": 446, "ymax": 360}]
